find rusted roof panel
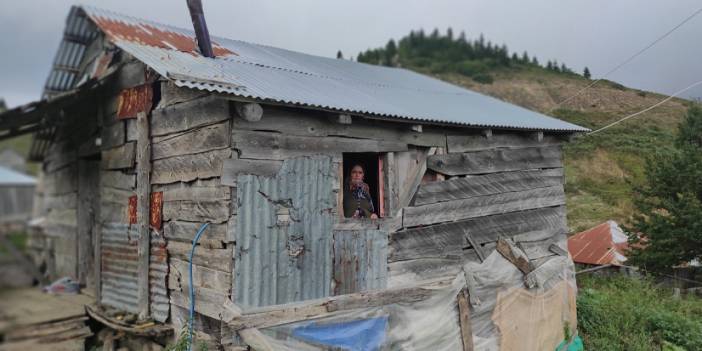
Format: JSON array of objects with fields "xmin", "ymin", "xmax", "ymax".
[
  {"xmin": 65, "ymin": 5, "xmax": 588, "ymax": 132},
  {"xmin": 568, "ymin": 221, "xmax": 629, "ymax": 266}
]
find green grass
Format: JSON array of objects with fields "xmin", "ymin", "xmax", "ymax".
[
  {"xmin": 0, "ymin": 232, "xmax": 28, "ymax": 257},
  {"xmin": 577, "ymin": 275, "xmax": 702, "ymax": 351}
]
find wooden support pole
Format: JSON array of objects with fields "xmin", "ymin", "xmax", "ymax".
[
  {"xmin": 136, "ymin": 111, "xmax": 152, "ymax": 319},
  {"xmin": 234, "ymin": 102, "xmax": 263, "ymax": 122},
  {"xmin": 534, "ymin": 131, "xmax": 544, "ymax": 142},
  {"xmin": 457, "ymin": 289, "xmax": 474, "ymax": 351}
]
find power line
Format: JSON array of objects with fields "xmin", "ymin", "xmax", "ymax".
[
  {"xmin": 550, "ymin": 6, "xmax": 702, "ymax": 112},
  {"xmin": 588, "ymin": 79, "xmax": 702, "ymax": 135}
]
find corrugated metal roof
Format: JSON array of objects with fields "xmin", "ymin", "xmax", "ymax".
[
  {"xmin": 568, "ymin": 221, "xmax": 629, "ymax": 266},
  {"xmin": 0, "ymin": 165, "xmax": 36, "ymax": 185},
  {"xmin": 67, "ymin": 5, "xmax": 587, "ymax": 132}
]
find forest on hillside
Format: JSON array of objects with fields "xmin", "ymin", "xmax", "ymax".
[{"xmin": 350, "ymin": 28, "xmax": 590, "ymax": 84}]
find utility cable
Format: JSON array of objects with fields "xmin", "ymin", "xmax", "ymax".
[
  {"xmin": 587, "ymin": 79, "xmax": 702, "ymax": 135},
  {"xmin": 550, "ymin": 6, "xmax": 702, "ymax": 112}
]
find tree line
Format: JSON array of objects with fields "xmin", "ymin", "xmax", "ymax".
[{"xmin": 342, "ymin": 28, "xmax": 591, "ymax": 83}]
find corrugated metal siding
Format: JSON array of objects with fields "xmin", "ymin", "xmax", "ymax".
[
  {"xmin": 72, "ymin": 5, "xmax": 587, "ymax": 132},
  {"xmin": 332, "ymin": 229, "xmax": 388, "ymax": 295},
  {"xmin": 150, "ymin": 232, "xmax": 169, "ymax": 322},
  {"xmin": 100, "ymin": 222, "xmax": 139, "ymax": 313},
  {"xmin": 234, "ymin": 156, "xmax": 335, "ymax": 308}
]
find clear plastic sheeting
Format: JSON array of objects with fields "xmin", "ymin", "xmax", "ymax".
[
  {"xmin": 465, "ymin": 249, "xmax": 577, "ymax": 351},
  {"xmin": 238, "ymin": 249, "xmax": 576, "ymax": 351},
  {"xmin": 253, "ymin": 275, "xmax": 466, "ymax": 351}
]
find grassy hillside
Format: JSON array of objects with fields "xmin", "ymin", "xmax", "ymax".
[
  {"xmin": 441, "ymin": 67, "xmax": 689, "ymax": 232},
  {"xmin": 356, "ymin": 30, "xmax": 691, "ymax": 233}
]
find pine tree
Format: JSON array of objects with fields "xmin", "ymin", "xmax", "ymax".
[
  {"xmin": 0, "ymin": 98, "xmax": 6, "ymax": 113},
  {"xmin": 560, "ymin": 63, "xmax": 568, "ymax": 73},
  {"xmin": 385, "ymin": 39, "xmax": 397, "ymax": 66},
  {"xmin": 532, "ymin": 56, "xmax": 539, "ymax": 66},
  {"xmin": 627, "ymin": 105, "xmax": 702, "ymax": 271},
  {"xmin": 546, "ymin": 61, "xmax": 553, "ymax": 70},
  {"xmin": 458, "ymin": 31, "xmax": 467, "ymax": 43},
  {"xmin": 446, "ymin": 27, "xmax": 454, "ymax": 41},
  {"xmin": 521, "ymin": 51, "xmax": 529, "ymax": 64},
  {"xmin": 336, "ymin": 50, "xmax": 343, "ymax": 59},
  {"xmin": 583, "ymin": 67, "xmax": 591, "ymax": 79}
]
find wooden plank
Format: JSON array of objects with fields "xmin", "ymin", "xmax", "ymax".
[
  {"xmin": 151, "ymin": 149, "xmax": 231, "ymax": 184},
  {"xmin": 220, "ymin": 158, "xmax": 282, "ymax": 186},
  {"xmin": 414, "ymin": 168, "xmax": 564, "ymax": 205},
  {"xmin": 170, "ymin": 284, "xmax": 229, "ymax": 319},
  {"xmin": 426, "ymin": 145, "xmax": 562, "ymax": 176},
  {"xmin": 390, "ymin": 206, "xmax": 566, "ymax": 262},
  {"xmin": 232, "ymin": 107, "xmax": 446, "ymax": 147},
  {"xmin": 102, "ymin": 142, "xmax": 136, "ymax": 170},
  {"xmin": 169, "ymin": 258, "xmax": 231, "ymax": 292},
  {"xmin": 167, "ymin": 240, "xmax": 232, "ymax": 272},
  {"xmin": 159, "ymin": 81, "xmax": 209, "ymax": 107},
  {"xmin": 384, "ymin": 152, "xmax": 399, "ymax": 215},
  {"xmin": 164, "ymin": 221, "xmax": 228, "ymax": 243},
  {"xmin": 163, "ymin": 200, "xmax": 230, "ymax": 223},
  {"xmin": 154, "ymin": 178, "xmax": 231, "ymax": 201},
  {"xmin": 232, "ymin": 130, "xmax": 408, "ymax": 160},
  {"xmin": 100, "ymin": 186, "xmax": 134, "ymax": 205},
  {"xmin": 43, "ymin": 165, "xmax": 77, "ymax": 195},
  {"xmin": 136, "ymin": 112, "xmax": 151, "ymax": 319},
  {"xmin": 403, "ymin": 185, "xmax": 565, "ymax": 228},
  {"xmin": 150, "ymin": 96, "xmax": 229, "ymax": 136},
  {"xmin": 101, "ymin": 122, "xmax": 125, "ymax": 149},
  {"xmin": 101, "ymin": 170, "xmax": 136, "ymax": 190},
  {"xmin": 457, "ymin": 289, "xmax": 474, "ymax": 351},
  {"xmin": 45, "ymin": 145, "xmax": 77, "ymax": 173},
  {"xmin": 496, "ymin": 238, "xmax": 533, "ymax": 274},
  {"xmin": 234, "ymin": 102, "xmax": 263, "ymax": 122},
  {"xmin": 225, "ymin": 278, "xmax": 452, "ymax": 330},
  {"xmin": 151, "ymin": 121, "xmax": 230, "ymax": 160},
  {"xmin": 43, "ymin": 193, "xmax": 78, "ymax": 210},
  {"xmin": 397, "ymin": 147, "xmax": 435, "ymax": 210},
  {"xmin": 447, "ymin": 133, "xmax": 563, "ymax": 153}
]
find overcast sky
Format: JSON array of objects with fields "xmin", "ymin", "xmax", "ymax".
[{"xmin": 1, "ymin": 0, "xmax": 701, "ymax": 108}]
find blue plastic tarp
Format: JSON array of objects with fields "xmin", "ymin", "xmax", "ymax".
[{"xmin": 291, "ymin": 316, "xmax": 388, "ymax": 351}]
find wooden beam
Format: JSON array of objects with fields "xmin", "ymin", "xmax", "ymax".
[
  {"xmin": 397, "ymin": 147, "xmax": 437, "ymax": 211},
  {"xmin": 225, "ymin": 278, "xmax": 452, "ymax": 330},
  {"xmin": 411, "ymin": 124, "xmax": 423, "ymax": 133},
  {"xmin": 457, "ymin": 289, "xmax": 474, "ymax": 351},
  {"xmin": 482, "ymin": 129, "xmax": 492, "ymax": 139},
  {"xmin": 426, "ymin": 146, "xmax": 563, "ymax": 176},
  {"xmin": 136, "ymin": 111, "xmax": 151, "ymax": 319},
  {"xmin": 496, "ymin": 238, "xmax": 533, "ymax": 274},
  {"xmin": 234, "ymin": 102, "xmax": 263, "ymax": 122},
  {"xmin": 534, "ymin": 131, "xmax": 544, "ymax": 142},
  {"xmin": 549, "ymin": 243, "xmax": 569, "ymax": 257}
]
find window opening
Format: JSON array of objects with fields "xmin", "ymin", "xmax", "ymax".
[{"xmin": 342, "ymin": 152, "xmax": 383, "ymax": 219}]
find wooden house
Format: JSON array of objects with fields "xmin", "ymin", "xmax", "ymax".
[{"xmin": 0, "ymin": 5, "xmax": 588, "ymax": 350}]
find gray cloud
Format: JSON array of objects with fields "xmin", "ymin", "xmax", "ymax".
[{"xmin": 1, "ymin": 0, "xmax": 701, "ymax": 108}]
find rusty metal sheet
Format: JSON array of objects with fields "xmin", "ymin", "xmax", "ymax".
[
  {"xmin": 100, "ymin": 222, "xmax": 139, "ymax": 313},
  {"xmin": 150, "ymin": 192, "xmax": 163, "ymax": 230},
  {"xmin": 332, "ymin": 229, "xmax": 388, "ymax": 295},
  {"xmin": 128, "ymin": 195, "xmax": 137, "ymax": 224},
  {"xmin": 149, "ymin": 232, "xmax": 168, "ymax": 322},
  {"xmin": 234, "ymin": 156, "xmax": 335, "ymax": 309},
  {"xmin": 117, "ymin": 84, "xmax": 153, "ymax": 119}
]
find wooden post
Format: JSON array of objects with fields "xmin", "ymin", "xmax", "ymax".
[
  {"xmin": 136, "ymin": 111, "xmax": 151, "ymax": 319},
  {"xmin": 457, "ymin": 289, "xmax": 474, "ymax": 351}
]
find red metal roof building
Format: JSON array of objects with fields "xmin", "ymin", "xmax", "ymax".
[{"xmin": 568, "ymin": 221, "xmax": 629, "ymax": 266}]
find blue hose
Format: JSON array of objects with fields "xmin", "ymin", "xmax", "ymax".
[{"xmin": 188, "ymin": 223, "xmax": 210, "ymax": 351}]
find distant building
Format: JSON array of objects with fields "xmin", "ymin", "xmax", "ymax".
[
  {"xmin": 0, "ymin": 165, "xmax": 36, "ymax": 224},
  {"xmin": 568, "ymin": 220, "xmax": 629, "ymax": 266},
  {"xmin": 0, "ymin": 149, "xmax": 28, "ymax": 173}
]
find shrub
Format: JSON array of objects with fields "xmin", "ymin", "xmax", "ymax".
[{"xmin": 473, "ymin": 73, "xmax": 494, "ymax": 84}]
